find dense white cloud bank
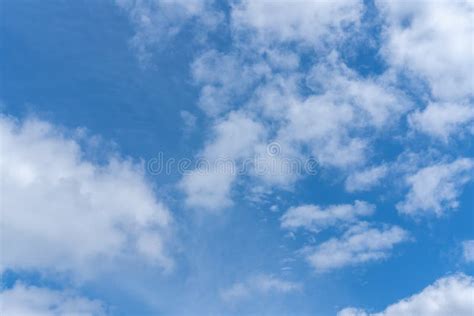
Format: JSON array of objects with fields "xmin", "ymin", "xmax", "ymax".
[
  {"xmin": 0, "ymin": 283, "xmax": 106, "ymax": 316},
  {"xmin": 338, "ymin": 274, "xmax": 474, "ymax": 316},
  {"xmin": 397, "ymin": 158, "xmax": 474, "ymax": 217},
  {"xmin": 0, "ymin": 115, "xmax": 174, "ymax": 276}
]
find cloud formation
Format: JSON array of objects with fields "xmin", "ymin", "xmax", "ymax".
[
  {"xmin": 345, "ymin": 165, "xmax": 389, "ymax": 192},
  {"xmin": 0, "ymin": 115, "xmax": 174, "ymax": 276},
  {"xmin": 281, "ymin": 200, "xmax": 375, "ymax": 232},
  {"xmin": 305, "ymin": 222, "xmax": 408, "ymax": 272},
  {"xmin": 0, "ymin": 283, "xmax": 106, "ymax": 316},
  {"xmin": 116, "ymin": 0, "xmax": 222, "ymax": 65},
  {"xmin": 220, "ymin": 274, "xmax": 301, "ymax": 304},
  {"xmin": 378, "ymin": 0, "xmax": 474, "ymax": 101},
  {"xmin": 231, "ymin": 0, "xmax": 363, "ymax": 46},
  {"xmin": 397, "ymin": 158, "xmax": 474, "ymax": 217},
  {"xmin": 338, "ymin": 274, "xmax": 474, "ymax": 316}
]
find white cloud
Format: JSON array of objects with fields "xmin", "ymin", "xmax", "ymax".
[
  {"xmin": 271, "ymin": 89, "xmax": 369, "ymax": 170},
  {"xmin": 116, "ymin": 0, "xmax": 222, "ymax": 65},
  {"xmin": 264, "ymin": 49, "xmax": 300, "ymax": 70},
  {"xmin": 201, "ymin": 112, "xmax": 266, "ymax": 160},
  {"xmin": 338, "ymin": 274, "xmax": 474, "ymax": 316},
  {"xmin": 179, "ymin": 167, "xmax": 235, "ymax": 212},
  {"xmin": 338, "ymin": 308, "xmax": 370, "ymax": 316},
  {"xmin": 185, "ymin": 5, "xmax": 415, "ymax": 206},
  {"xmin": 281, "ymin": 200, "xmax": 375, "ymax": 232},
  {"xmin": 180, "ymin": 110, "xmax": 197, "ymax": 134},
  {"xmin": 184, "ymin": 49, "xmax": 412, "ymax": 212},
  {"xmin": 306, "ymin": 56, "xmax": 411, "ymax": 128},
  {"xmin": 220, "ymin": 274, "xmax": 301, "ymax": 304},
  {"xmin": 191, "ymin": 50, "xmax": 270, "ymax": 116},
  {"xmin": 345, "ymin": 165, "xmax": 389, "ymax": 192},
  {"xmin": 396, "ymin": 158, "xmax": 474, "ymax": 217},
  {"xmin": 0, "ymin": 283, "xmax": 106, "ymax": 316},
  {"xmin": 377, "ymin": 0, "xmax": 474, "ymax": 101},
  {"xmin": 409, "ymin": 102, "xmax": 474, "ymax": 141},
  {"xmin": 463, "ymin": 240, "xmax": 474, "ymax": 263},
  {"xmin": 0, "ymin": 116, "xmax": 174, "ymax": 276},
  {"xmin": 273, "ymin": 54, "xmax": 410, "ymax": 169},
  {"xmin": 277, "ymin": 93, "xmax": 360, "ymax": 166},
  {"xmin": 231, "ymin": 0, "xmax": 363, "ymax": 47},
  {"xmin": 305, "ymin": 222, "xmax": 408, "ymax": 272},
  {"xmin": 179, "ymin": 111, "xmax": 266, "ymax": 211}
]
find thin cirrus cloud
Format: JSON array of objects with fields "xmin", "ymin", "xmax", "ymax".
[
  {"xmin": 462, "ymin": 240, "xmax": 474, "ymax": 263},
  {"xmin": 115, "ymin": 0, "xmax": 222, "ymax": 65},
  {"xmin": 280, "ymin": 200, "xmax": 375, "ymax": 232},
  {"xmin": 220, "ymin": 274, "xmax": 301, "ymax": 304}
]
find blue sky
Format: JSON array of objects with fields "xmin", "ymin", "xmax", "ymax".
[{"xmin": 1, "ymin": 1, "xmax": 473, "ymax": 315}]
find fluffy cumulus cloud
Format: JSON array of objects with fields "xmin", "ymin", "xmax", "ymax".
[
  {"xmin": 258, "ymin": 53, "xmax": 409, "ymax": 168},
  {"xmin": 185, "ymin": 49, "xmax": 411, "ymax": 211},
  {"xmin": 280, "ymin": 200, "xmax": 375, "ymax": 232},
  {"xmin": 304, "ymin": 55, "xmax": 411, "ymax": 129},
  {"xmin": 305, "ymin": 223, "xmax": 408, "ymax": 272},
  {"xmin": 338, "ymin": 274, "xmax": 474, "ymax": 316},
  {"xmin": 397, "ymin": 158, "xmax": 474, "ymax": 217},
  {"xmin": 0, "ymin": 283, "xmax": 106, "ymax": 316},
  {"xmin": 0, "ymin": 115, "xmax": 174, "ymax": 276},
  {"xmin": 409, "ymin": 102, "xmax": 474, "ymax": 141},
  {"xmin": 378, "ymin": 0, "xmax": 474, "ymax": 145},
  {"xmin": 220, "ymin": 274, "xmax": 301, "ymax": 304},
  {"xmin": 377, "ymin": 0, "xmax": 474, "ymax": 101},
  {"xmin": 178, "ymin": 0, "xmax": 432, "ymax": 213}
]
